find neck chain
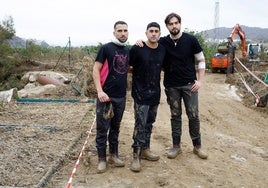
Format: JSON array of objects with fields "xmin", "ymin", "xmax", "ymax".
[
  {"xmin": 173, "ymin": 39, "xmax": 179, "ymax": 47},
  {"xmin": 171, "ymin": 32, "xmax": 182, "ymax": 47}
]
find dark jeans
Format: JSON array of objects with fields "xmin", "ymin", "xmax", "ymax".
[
  {"xmin": 165, "ymin": 84, "xmax": 201, "ymax": 147},
  {"xmin": 95, "ymin": 97, "xmax": 126, "ymax": 159},
  {"xmin": 132, "ymin": 102, "xmax": 158, "ymax": 150}
]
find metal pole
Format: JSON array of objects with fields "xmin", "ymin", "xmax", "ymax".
[{"xmin": 68, "ymin": 37, "xmax": 71, "ymax": 66}]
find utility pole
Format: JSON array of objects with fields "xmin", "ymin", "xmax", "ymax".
[{"xmin": 214, "ymin": 0, "xmax": 220, "ymax": 42}]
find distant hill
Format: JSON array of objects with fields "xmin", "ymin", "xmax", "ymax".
[
  {"xmin": 7, "ymin": 36, "xmax": 50, "ymax": 48},
  {"xmin": 200, "ymin": 25, "xmax": 268, "ymax": 42},
  {"xmin": 7, "ymin": 25, "xmax": 268, "ymax": 47}
]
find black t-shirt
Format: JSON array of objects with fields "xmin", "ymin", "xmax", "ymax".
[
  {"xmin": 129, "ymin": 42, "xmax": 166, "ymax": 105},
  {"xmin": 95, "ymin": 42, "xmax": 129, "ymax": 98},
  {"xmin": 160, "ymin": 32, "xmax": 202, "ymax": 87}
]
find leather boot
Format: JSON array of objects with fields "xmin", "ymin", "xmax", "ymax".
[
  {"xmin": 130, "ymin": 153, "xmax": 141, "ymax": 172},
  {"xmin": 193, "ymin": 147, "xmax": 208, "ymax": 159},
  {"xmin": 108, "ymin": 154, "xmax": 125, "ymax": 167},
  {"xmin": 167, "ymin": 147, "xmax": 182, "ymax": 159},
  {"xmin": 97, "ymin": 160, "xmax": 107, "ymax": 173},
  {"xmin": 130, "ymin": 147, "xmax": 141, "ymax": 172},
  {"xmin": 141, "ymin": 149, "xmax": 160, "ymax": 161}
]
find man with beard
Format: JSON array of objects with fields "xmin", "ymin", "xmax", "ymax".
[
  {"xmin": 160, "ymin": 13, "xmax": 208, "ymax": 160},
  {"xmin": 93, "ymin": 21, "xmax": 129, "ymax": 173}
]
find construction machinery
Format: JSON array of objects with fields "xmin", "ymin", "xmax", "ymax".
[{"xmin": 211, "ymin": 24, "xmax": 247, "ymax": 73}]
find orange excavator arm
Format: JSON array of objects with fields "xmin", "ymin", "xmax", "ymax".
[{"xmin": 229, "ymin": 24, "xmax": 247, "ymax": 56}]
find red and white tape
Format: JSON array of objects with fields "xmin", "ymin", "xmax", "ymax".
[
  {"xmin": 235, "ymin": 57, "xmax": 268, "ymax": 106},
  {"xmin": 66, "ymin": 116, "xmax": 96, "ymax": 188}
]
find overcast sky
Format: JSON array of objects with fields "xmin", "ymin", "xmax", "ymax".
[{"xmin": 1, "ymin": 0, "xmax": 267, "ymax": 46}]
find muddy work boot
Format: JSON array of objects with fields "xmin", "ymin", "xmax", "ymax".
[
  {"xmin": 108, "ymin": 154, "xmax": 125, "ymax": 167},
  {"xmin": 141, "ymin": 149, "xmax": 160, "ymax": 161},
  {"xmin": 193, "ymin": 147, "xmax": 208, "ymax": 159},
  {"xmin": 97, "ymin": 160, "xmax": 107, "ymax": 173},
  {"xmin": 167, "ymin": 147, "xmax": 182, "ymax": 159},
  {"xmin": 130, "ymin": 154, "xmax": 141, "ymax": 172}
]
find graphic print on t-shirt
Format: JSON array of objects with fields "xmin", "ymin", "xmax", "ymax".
[{"xmin": 113, "ymin": 51, "xmax": 128, "ymax": 74}]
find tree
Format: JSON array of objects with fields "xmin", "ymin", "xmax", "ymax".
[
  {"xmin": 186, "ymin": 29, "xmax": 217, "ymax": 69},
  {"xmin": 0, "ymin": 16, "xmax": 15, "ymax": 42},
  {"xmin": 0, "ymin": 16, "xmax": 15, "ymax": 57},
  {"xmin": 0, "ymin": 16, "xmax": 16, "ymax": 86}
]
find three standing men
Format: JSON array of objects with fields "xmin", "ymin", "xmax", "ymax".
[{"xmin": 92, "ymin": 12, "xmax": 208, "ymax": 174}]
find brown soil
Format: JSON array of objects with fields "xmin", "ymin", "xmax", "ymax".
[{"xmin": 0, "ymin": 63, "xmax": 268, "ymax": 187}]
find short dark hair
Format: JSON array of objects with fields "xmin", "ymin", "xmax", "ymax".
[
  {"xmin": 146, "ymin": 22, "xmax": 161, "ymax": 30},
  {"xmin": 164, "ymin": 13, "xmax": 181, "ymax": 25},
  {"xmin": 114, "ymin": 21, "xmax": 128, "ymax": 29}
]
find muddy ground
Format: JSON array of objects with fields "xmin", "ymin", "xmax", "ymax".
[{"xmin": 0, "ymin": 63, "xmax": 268, "ymax": 187}]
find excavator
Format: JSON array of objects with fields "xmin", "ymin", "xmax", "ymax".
[{"xmin": 211, "ymin": 24, "xmax": 247, "ymax": 73}]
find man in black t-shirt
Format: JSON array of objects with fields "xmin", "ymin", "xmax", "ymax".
[
  {"xmin": 93, "ymin": 21, "xmax": 129, "ymax": 173},
  {"xmin": 161, "ymin": 13, "xmax": 208, "ymax": 160},
  {"xmin": 129, "ymin": 22, "xmax": 166, "ymax": 172}
]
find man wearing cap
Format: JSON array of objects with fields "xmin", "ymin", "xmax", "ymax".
[{"xmin": 129, "ymin": 22, "xmax": 166, "ymax": 172}]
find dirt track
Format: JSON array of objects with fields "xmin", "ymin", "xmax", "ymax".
[{"xmin": 0, "ymin": 73, "xmax": 267, "ymax": 188}]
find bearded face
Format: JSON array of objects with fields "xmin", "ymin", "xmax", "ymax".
[{"xmin": 169, "ymin": 29, "xmax": 180, "ymax": 36}]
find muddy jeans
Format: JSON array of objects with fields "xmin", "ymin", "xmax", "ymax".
[
  {"xmin": 165, "ymin": 84, "xmax": 201, "ymax": 147},
  {"xmin": 132, "ymin": 102, "xmax": 158, "ymax": 150},
  {"xmin": 95, "ymin": 97, "xmax": 126, "ymax": 160}
]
